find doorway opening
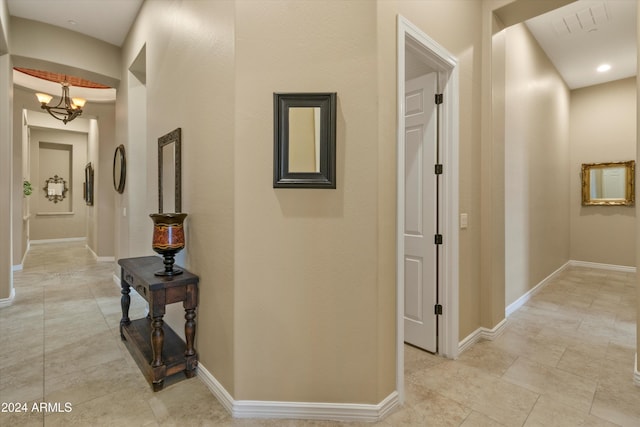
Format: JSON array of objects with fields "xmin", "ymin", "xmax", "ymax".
[{"xmin": 396, "ymin": 15, "xmax": 459, "ymax": 402}]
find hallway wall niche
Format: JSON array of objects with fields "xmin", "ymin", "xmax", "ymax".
[{"xmin": 29, "ymin": 126, "xmax": 88, "ymax": 241}]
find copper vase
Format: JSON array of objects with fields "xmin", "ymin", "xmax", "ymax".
[{"xmin": 150, "ymin": 213, "xmax": 187, "ymax": 276}]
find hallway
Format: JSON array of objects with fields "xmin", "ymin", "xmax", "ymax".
[{"xmin": 0, "ymin": 242, "xmax": 638, "ymax": 426}]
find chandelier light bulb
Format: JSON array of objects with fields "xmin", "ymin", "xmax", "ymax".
[
  {"xmin": 35, "ymin": 92, "xmax": 53, "ymax": 104},
  {"xmin": 72, "ymin": 98, "xmax": 86, "ymax": 108}
]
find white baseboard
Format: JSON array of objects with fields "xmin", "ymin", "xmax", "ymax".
[
  {"xmin": 196, "ymin": 363, "xmax": 399, "ymax": 422},
  {"xmin": 0, "ymin": 288, "xmax": 16, "ymax": 308},
  {"xmin": 457, "ymin": 318, "xmax": 507, "ymax": 354},
  {"xmin": 635, "ymin": 354, "xmax": 640, "ymax": 387},
  {"xmin": 86, "ymin": 245, "xmax": 115, "ymax": 262},
  {"xmin": 568, "ymin": 260, "xmax": 636, "ymax": 273},
  {"xmin": 506, "ymin": 261, "xmax": 570, "ymax": 317},
  {"xmin": 29, "ymin": 237, "xmax": 86, "ymax": 245}
]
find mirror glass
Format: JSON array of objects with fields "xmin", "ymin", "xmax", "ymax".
[
  {"xmin": 158, "ymin": 128, "xmax": 182, "ymax": 213},
  {"xmin": 162, "ymin": 143, "xmax": 176, "ymax": 213},
  {"xmin": 43, "ymin": 175, "xmax": 68, "ymax": 203},
  {"xmin": 273, "ymin": 93, "xmax": 336, "ymax": 188},
  {"xmin": 582, "ymin": 161, "xmax": 635, "ymax": 206},
  {"xmin": 48, "ymin": 182, "xmax": 64, "ymax": 196},
  {"xmin": 288, "ymin": 107, "xmax": 321, "ymax": 173}
]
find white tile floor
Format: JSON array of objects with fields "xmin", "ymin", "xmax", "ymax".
[{"xmin": 1, "ymin": 241, "xmax": 638, "ymax": 426}]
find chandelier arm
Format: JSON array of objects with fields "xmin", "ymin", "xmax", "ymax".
[{"xmin": 42, "ymin": 105, "xmax": 83, "ymax": 124}]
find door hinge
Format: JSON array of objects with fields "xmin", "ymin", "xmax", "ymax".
[
  {"xmin": 435, "ymin": 93, "xmax": 443, "ymax": 105},
  {"xmin": 434, "ymin": 304, "xmax": 443, "ymax": 315},
  {"xmin": 435, "ymin": 164, "xmax": 443, "ymax": 175},
  {"xmin": 434, "ymin": 234, "xmax": 443, "ymax": 245}
]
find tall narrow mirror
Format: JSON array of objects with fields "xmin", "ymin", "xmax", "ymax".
[{"xmin": 158, "ymin": 128, "xmax": 182, "ymax": 213}]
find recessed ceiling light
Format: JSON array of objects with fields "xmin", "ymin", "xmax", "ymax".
[{"xmin": 597, "ymin": 64, "xmax": 611, "ymax": 73}]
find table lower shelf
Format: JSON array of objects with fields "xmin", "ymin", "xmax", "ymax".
[{"xmin": 121, "ymin": 317, "xmax": 198, "ymax": 391}]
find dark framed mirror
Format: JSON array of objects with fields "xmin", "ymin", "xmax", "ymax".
[
  {"xmin": 273, "ymin": 92, "xmax": 336, "ymax": 188},
  {"xmin": 158, "ymin": 128, "xmax": 182, "ymax": 213},
  {"xmin": 84, "ymin": 163, "xmax": 94, "ymax": 206},
  {"xmin": 113, "ymin": 144, "xmax": 126, "ymax": 193},
  {"xmin": 43, "ymin": 175, "xmax": 68, "ymax": 203}
]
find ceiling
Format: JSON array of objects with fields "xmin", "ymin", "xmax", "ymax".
[
  {"xmin": 6, "ymin": 0, "xmax": 637, "ymax": 94},
  {"xmin": 525, "ymin": 0, "xmax": 637, "ymax": 89},
  {"xmin": 7, "ymin": 0, "xmax": 142, "ymax": 47}
]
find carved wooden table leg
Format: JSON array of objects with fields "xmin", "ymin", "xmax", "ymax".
[
  {"xmin": 184, "ymin": 308, "xmax": 197, "ymax": 378},
  {"xmin": 151, "ymin": 315, "xmax": 165, "ymax": 390},
  {"xmin": 120, "ymin": 279, "xmax": 131, "ymax": 340}
]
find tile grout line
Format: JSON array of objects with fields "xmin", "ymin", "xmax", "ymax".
[{"xmin": 521, "ymin": 394, "xmax": 541, "ymax": 427}]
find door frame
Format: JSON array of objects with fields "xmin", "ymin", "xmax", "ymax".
[{"xmin": 396, "ymin": 15, "xmax": 459, "ymax": 401}]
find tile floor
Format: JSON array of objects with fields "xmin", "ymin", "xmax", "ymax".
[{"xmin": 1, "ymin": 241, "xmax": 639, "ymax": 426}]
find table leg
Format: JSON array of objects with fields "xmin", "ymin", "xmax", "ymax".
[
  {"xmin": 185, "ymin": 308, "xmax": 196, "ymax": 357},
  {"xmin": 184, "ymin": 308, "xmax": 197, "ymax": 378},
  {"xmin": 151, "ymin": 316, "xmax": 165, "ymax": 368},
  {"xmin": 120, "ymin": 280, "xmax": 131, "ymax": 340}
]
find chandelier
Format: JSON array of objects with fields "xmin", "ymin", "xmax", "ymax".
[{"xmin": 35, "ymin": 81, "xmax": 86, "ymax": 125}]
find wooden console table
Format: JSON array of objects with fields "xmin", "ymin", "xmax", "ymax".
[{"xmin": 118, "ymin": 256, "xmax": 199, "ymax": 391}]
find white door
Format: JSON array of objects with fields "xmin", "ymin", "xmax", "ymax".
[{"xmin": 404, "ymin": 72, "xmax": 438, "ymax": 352}]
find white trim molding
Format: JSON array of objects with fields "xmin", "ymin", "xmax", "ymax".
[
  {"xmin": 86, "ymin": 245, "xmax": 115, "ymax": 262},
  {"xmin": 0, "ymin": 287, "xmax": 16, "ymax": 308},
  {"xmin": 197, "ymin": 363, "xmax": 399, "ymax": 422},
  {"xmin": 12, "ymin": 264, "xmax": 23, "ymax": 271},
  {"xmin": 29, "ymin": 237, "xmax": 86, "ymax": 245},
  {"xmin": 568, "ymin": 260, "xmax": 636, "ymax": 273},
  {"xmin": 506, "ymin": 261, "xmax": 570, "ymax": 317},
  {"xmin": 634, "ymin": 354, "xmax": 640, "ymax": 387},
  {"xmin": 458, "ymin": 318, "xmax": 508, "ymax": 354}
]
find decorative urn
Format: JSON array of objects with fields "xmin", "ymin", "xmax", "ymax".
[{"xmin": 150, "ymin": 213, "xmax": 187, "ymax": 276}]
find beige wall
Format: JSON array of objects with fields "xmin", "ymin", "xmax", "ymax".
[
  {"xmin": 504, "ymin": 23, "xmax": 570, "ymax": 307},
  {"xmin": 120, "ymin": 0, "xmax": 237, "ymax": 395},
  {"xmin": 0, "ymin": 52, "xmax": 12, "ymax": 301},
  {"xmin": 90, "ymin": 102, "xmax": 116, "ymax": 258},
  {"xmin": 234, "ymin": 0, "xmax": 383, "ymax": 402},
  {"xmin": 570, "ymin": 77, "xmax": 636, "ymax": 267},
  {"xmin": 28, "ymin": 128, "xmax": 87, "ymax": 241}
]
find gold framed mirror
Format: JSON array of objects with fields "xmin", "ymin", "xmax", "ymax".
[{"xmin": 581, "ymin": 160, "xmax": 635, "ymax": 206}]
